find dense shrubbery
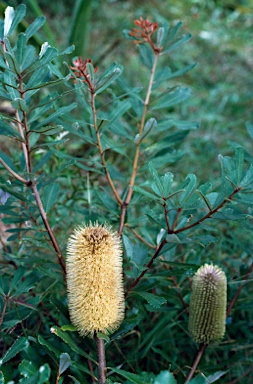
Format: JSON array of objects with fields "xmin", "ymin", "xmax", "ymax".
[{"xmin": 0, "ymin": 3, "xmax": 253, "ymax": 384}]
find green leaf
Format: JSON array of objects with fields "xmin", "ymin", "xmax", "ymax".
[
  {"xmin": 50, "ymin": 326, "xmax": 96, "ymax": 363},
  {"xmin": 235, "ymin": 147, "xmax": 244, "ymax": 185},
  {"xmin": 68, "ymin": 0, "xmax": 93, "ymax": 56},
  {"xmin": 148, "ymin": 162, "xmax": 163, "ymax": 195},
  {"xmin": 96, "ymin": 63, "xmax": 123, "ymax": 94},
  {"xmin": 163, "ymin": 33, "xmax": 192, "ymax": 54},
  {"xmin": 33, "ymin": 103, "xmax": 77, "ymax": 130},
  {"xmin": 132, "ymin": 186, "xmax": 161, "ymax": 201},
  {"xmin": 38, "ymin": 363, "xmax": 51, "ymax": 383},
  {"xmin": 140, "ymin": 118, "xmax": 157, "ymax": 140},
  {"xmin": 109, "ymin": 368, "xmax": 149, "ymax": 384},
  {"xmin": 37, "ymin": 335, "xmax": 61, "ymax": 358},
  {"xmin": 18, "ymin": 360, "xmax": 37, "ymax": 378},
  {"xmin": 154, "ymin": 370, "xmax": 177, "ymax": 384},
  {"xmin": 188, "ymin": 375, "xmax": 207, "ymax": 384},
  {"xmin": 42, "ymin": 183, "xmax": 60, "ymax": 213},
  {"xmin": 0, "ymin": 118, "xmax": 23, "ymax": 139},
  {"xmin": 17, "ymin": 33, "xmax": 27, "ymax": 71},
  {"xmin": 102, "ymin": 99, "xmax": 132, "ymax": 132},
  {"xmin": 8, "ymin": 267, "xmax": 26, "ymax": 295},
  {"xmin": 11, "ymin": 98, "xmax": 28, "ymax": 112},
  {"xmin": 152, "ymin": 87, "xmax": 191, "ymax": 110},
  {"xmin": 25, "ymin": 16, "xmax": 46, "ymax": 40},
  {"xmin": 0, "ymin": 371, "xmax": 4, "ymax": 383},
  {"xmin": 162, "ymin": 172, "xmax": 174, "ymax": 196},
  {"xmin": 68, "ymin": 376, "xmax": 81, "ymax": 384},
  {"xmin": 206, "ymin": 370, "xmax": 229, "ymax": 383},
  {"xmin": 179, "ymin": 174, "xmax": 197, "ymax": 204},
  {"xmin": 0, "ymin": 337, "xmax": 29, "ymax": 365},
  {"xmin": 139, "ymin": 44, "xmax": 154, "ymax": 70},
  {"xmin": 240, "ymin": 164, "xmax": 253, "ymax": 187},
  {"xmin": 137, "ymin": 292, "xmax": 167, "ymax": 308},
  {"xmin": 59, "ymin": 353, "xmax": 71, "ymax": 375},
  {"xmin": 246, "ymin": 121, "xmax": 253, "ymax": 140}
]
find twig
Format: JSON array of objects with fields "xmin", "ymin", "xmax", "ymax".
[
  {"xmin": 227, "ymin": 260, "xmax": 253, "ymax": 317},
  {"xmin": 87, "ymin": 358, "xmax": 96, "ymax": 384},
  {"xmin": 90, "ymin": 88, "xmax": 122, "ymax": 206},
  {"xmin": 125, "ymin": 224, "xmax": 156, "ymax": 249},
  {"xmin": 0, "ymin": 157, "xmax": 30, "ymax": 185},
  {"xmin": 125, "ymin": 238, "xmax": 166, "ymax": 298},
  {"xmin": 169, "ymin": 275, "xmax": 188, "ymax": 313},
  {"xmin": 174, "ymin": 188, "xmax": 241, "ymax": 234},
  {"xmin": 31, "ymin": 182, "xmax": 66, "ymax": 276},
  {"xmin": 95, "ymin": 335, "xmax": 107, "ymax": 384},
  {"xmin": 0, "ymin": 296, "xmax": 9, "ymax": 327},
  {"xmin": 184, "ymin": 343, "xmax": 206, "ymax": 383},
  {"xmin": 118, "ymin": 52, "xmax": 160, "ymax": 236}
]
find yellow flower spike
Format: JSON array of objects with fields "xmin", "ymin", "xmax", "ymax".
[
  {"xmin": 189, "ymin": 264, "xmax": 227, "ymax": 345},
  {"xmin": 66, "ymin": 223, "xmax": 125, "ymax": 338}
]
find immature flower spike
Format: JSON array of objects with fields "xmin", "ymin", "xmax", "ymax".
[
  {"xmin": 66, "ymin": 223, "xmax": 125, "ymax": 338},
  {"xmin": 189, "ymin": 264, "xmax": 227, "ymax": 345}
]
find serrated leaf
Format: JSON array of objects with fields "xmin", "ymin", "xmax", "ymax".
[
  {"xmin": 42, "ymin": 183, "xmax": 60, "ymax": 213},
  {"xmin": 0, "ymin": 337, "xmax": 29, "ymax": 365},
  {"xmin": 59, "ymin": 353, "xmax": 71, "ymax": 375},
  {"xmin": 137, "ymin": 292, "xmax": 167, "ymax": 308},
  {"xmin": 18, "ymin": 359, "xmax": 37, "ymax": 378},
  {"xmin": 154, "ymin": 370, "xmax": 177, "ymax": 384},
  {"xmin": 38, "ymin": 335, "xmax": 61, "ymax": 358}
]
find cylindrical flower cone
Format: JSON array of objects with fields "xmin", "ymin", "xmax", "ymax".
[
  {"xmin": 189, "ymin": 264, "xmax": 227, "ymax": 344},
  {"xmin": 66, "ymin": 223, "xmax": 125, "ymax": 338}
]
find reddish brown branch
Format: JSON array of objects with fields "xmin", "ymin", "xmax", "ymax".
[{"xmin": 184, "ymin": 343, "xmax": 206, "ymax": 383}]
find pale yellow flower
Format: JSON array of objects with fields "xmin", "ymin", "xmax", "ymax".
[{"xmin": 66, "ymin": 223, "xmax": 125, "ymax": 338}]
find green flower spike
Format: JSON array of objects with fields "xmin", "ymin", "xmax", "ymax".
[{"xmin": 189, "ymin": 264, "xmax": 227, "ymax": 344}]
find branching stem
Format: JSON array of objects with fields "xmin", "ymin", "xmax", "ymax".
[
  {"xmin": 118, "ymin": 53, "xmax": 160, "ymax": 236},
  {"xmin": 184, "ymin": 343, "xmax": 206, "ymax": 383},
  {"xmin": 90, "ymin": 90, "xmax": 122, "ymax": 206}
]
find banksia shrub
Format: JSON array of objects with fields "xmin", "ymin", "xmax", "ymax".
[
  {"xmin": 189, "ymin": 264, "xmax": 227, "ymax": 344},
  {"xmin": 66, "ymin": 223, "xmax": 125, "ymax": 337}
]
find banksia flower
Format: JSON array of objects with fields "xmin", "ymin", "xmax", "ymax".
[
  {"xmin": 66, "ymin": 223, "xmax": 125, "ymax": 338},
  {"xmin": 189, "ymin": 264, "xmax": 227, "ymax": 344}
]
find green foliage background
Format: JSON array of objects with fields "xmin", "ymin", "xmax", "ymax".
[{"xmin": 0, "ymin": 1, "xmax": 253, "ymax": 383}]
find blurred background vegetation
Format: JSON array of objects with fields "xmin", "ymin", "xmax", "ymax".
[{"xmin": 2, "ymin": 0, "xmax": 252, "ymax": 177}]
